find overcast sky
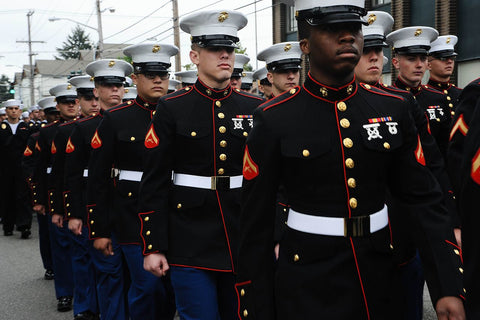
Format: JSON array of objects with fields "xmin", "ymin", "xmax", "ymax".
[{"xmin": 0, "ymin": 0, "xmax": 274, "ymax": 80}]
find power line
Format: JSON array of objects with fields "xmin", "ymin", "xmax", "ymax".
[
  {"xmin": 104, "ymin": 0, "xmax": 172, "ymax": 40},
  {"xmin": 235, "ymin": 0, "xmax": 263, "ymax": 10}
]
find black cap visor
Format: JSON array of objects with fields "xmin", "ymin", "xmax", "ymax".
[
  {"xmin": 363, "ymin": 35, "xmax": 388, "ymax": 48},
  {"xmin": 44, "ymin": 107, "xmax": 60, "ymax": 114},
  {"xmin": 267, "ymin": 58, "xmax": 302, "ymax": 72},
  {"xmin": 56, "ymin": 96, "xmax": 77, "ymax": 104},
  {"xmin": 395, "ymin": 45, "xmax": 430, "ymax": 55},
  {"xmin": 231, "ymin": 69, "xmax": 244, "ymax": 78},
  {"xmin": 95, "ymin": 76, "xmax": 126, "ymax": 85},
  {"xmin": 192, "ymin": 35, "xmax": 240, "ymax": 48},
  {"xmin": 134, "ymin": 62, "xmax": 171, "ymax": 73},
  {"xmin": 429, "ymin": 49, "xmax": 457, "ymax": 58},
  {"xmin": 296, "ymin": 5, "xmax": 367, "ymax": 26}
]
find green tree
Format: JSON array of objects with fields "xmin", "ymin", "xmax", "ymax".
[
  {"xmin": 56, "ymin": 25, "xmax": 93, "ymax": 60},
  {"xmin": 0, "ymin": 75, "xmax": 13, "ymax": 101}
]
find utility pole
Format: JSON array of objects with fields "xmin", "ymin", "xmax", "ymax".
[
  {"xmin": 172, "ymin": 0, "xmax": 181, "ymax": 71},
  {"xmin": 96, "ymin": 0, "xmax": 105, "ymax": 59},
  {"xmin": 17, "ymin": 10, "xmax": 44, "ymax": 106}
]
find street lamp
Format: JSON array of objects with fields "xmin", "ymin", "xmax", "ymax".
[{"xmin": 49, "ymin": 0, "xmax": 114, "ymax": 59}]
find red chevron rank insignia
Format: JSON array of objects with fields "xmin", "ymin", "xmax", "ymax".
[
  {"xmin": 145, "ymin": 124, "xmax": 159, "ymax": 149},
  {"xmin": 243, "ymin": 145, "xmax": 259, "ymax": 180},
  {"xmin": 66, "ymin": 137, "xmax": 75, "ymax": 153},
  {"xmin": 91, "ymin": 130, "xmax": 102, "ymax": 149},
  {"xmin": 23, "ymin": 146, "xmax": 33, "ymax": 157},
  {"xmin": 51, "ymin": 141, "xmax": 57, "ymax": 154},
  {"xmin": 415, "ymin": 135, "xmax": 426, "ymax": 166},
  {"xmin": 471, "ymin": 147, "xmax": 480, "ymax": 185},
  {"xmin": 450, "ymin": 114, "xmax": 469, "ymax": 141}
]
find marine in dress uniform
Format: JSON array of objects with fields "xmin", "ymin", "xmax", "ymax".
[
  {"xmin": 174, "ymin": 70, "xmax": 198, "ymax": 87},
  {"xmin": 230, "ymin": 53, "xmax": 250, "ymax": 90},
  {"xmin": 448, "ymin": 78, "xmax": 480, "ymax": 197},
  {"xmin": 27, "ymin": 97, "xmax": 58, "ymax": 280},
  {"xmin": 252, "ymin": 67, "xmax": 273, "ymax": 99},
  {"xmin": 122, "ymin": 86, "xmax": 137, "ymax": 102},
  {"xmin": 87, "ymin": 47, "xmax": 177, "ymax": 320},
  {"xmin": 66, "ymin": 68, "xmax": 131, "ymax": 320},
  {"xmin": 355, "ymin": 11, "xmax": 461, "ymax": 320},
  {"xmin": 138, "ymin": 10, "xmax": 263, "ymax": 320},
  {"xmin": 32, "ymin": 84, "xmax": 79, "ymax": 312},
  {"xmin": 457, "ymin": 87, "xmax": 480, "ymax": 319},
  {"xmin": 387, "ymin": 27, "xmax": 454, "ymax": 161},
  {"xmin": 0, "ymin": 99, "xmax": 33, "ymax": 237},
  {"xmin": 50, "ymin": 76, "xmax": 99, "ymax": 320},
  {"xmin": 257, "ymin": 41, "xmax": 302, "ymax": 97},
  {"xmin": 235, "ymin": 1, "xmax": 465, "ymax": 319},
  {"xmin": 427, "ymin": 35, "xmax": 462, "ymax": 112}
]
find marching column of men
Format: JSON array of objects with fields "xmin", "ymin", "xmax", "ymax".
[{"xmin": 5, "ymin": 1, "xmax": 480, "ymax": 319}]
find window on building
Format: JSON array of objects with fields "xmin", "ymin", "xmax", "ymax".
[
  {"xmin": 287, "ymin": 5, "xmax": 297, "ymax": 33},
  {"xmin": 372, "ymin": 0, "xmax": 391, "ymax": 6}
]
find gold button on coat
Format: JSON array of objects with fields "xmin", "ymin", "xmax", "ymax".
[
  {"xmin": 220, "ymin": 154, "xmax": 227, "ymax": 161},
  {"xmin": 144, "ymin": 217, "xmax": 150, "ymax": 222},
  {"xmin": 343, "ymin": 138, "xmax": 353, "ymax": 148},
  {"xmin": 89, "ymin": 209, "xmax": 93, "ymax": 213},
  {"xmin": 91, "ymin": 232, "xmax": 95, "ymax": 236},
  {"xmin": 130, "ymin": 137, "xmax": 135, "ymax": 141},
  {"xmin": 449, "ymin": 103, "xmax": 453, "ymax": 108},
  {"xmin": 148, "ymin": 245, "xmax": 153, "ymax": 250},
  {"xmin": 459, "ymin": 268, "xmax": 464, "ymax": 274},
  {"xmin": 90, "ymin": 220, "xmax": 94, "ymax": 224},
  {"xmin": 345, "ymin": 158, "xmax": 354, "ymax": 169},
  {"xmin": 243, "ymin": 310, "xmax": 248, "ymax": 317},
  {"xmin": 340, "ymin": 118, "xmax": 350, "ymax": 128},
  {"xmin": 349, "ymin": 198, "xmax": 358, "ymax": 209},
  {"xmin": 152, "ymin": 111, "xmax": 156, "ymax": 116},
  {"xmin": 220, "ymin": 140, "xmax": 227, "ymax": 147},
  {"xmin": 243, "ymin": 132, "xmax": 248, "ymax": 137},
  {"xmin": 337, "ymin": 102, "xmax": 347, "ymax": 112},
  {"xmin": 302, "ymin": 149, "xmax": 310, "ymax": 157},
  {"xmin": 347, "ymin": 178, "xmax": 356, "ymax": 188},
  {"xmin": 240, "ymin": 289, "xmax": 245, "ymax": 296},
  {"xmin": 219, "ymin": 126, "xmax": 226, "ymax": 134},
  {"xmin": 215, "ymin": 101, "xmax": 222, "ymax": 107},
  {"xmin": 66, "ymin": 203, "xmax": 70, "ymax": 207},
  {"xmin": 218, "ymin": 168, "xmax": 225, "ymax": 175},
  {"xmin": 294, "ymin": 254, "xmax": 300, "ymax": 262},
  {"xmin": 454, "ymin": 249, "xmax": 460, "ymax": 255},
  {"xmin": 64, "ymin": 193, "xmax": 68, "ymax": 198},
  {"xmin": 218, "ymin": 113, "xmax": 225, "ymax": 119},
  {"xmin": 191, "ymin": 131, "xmax": 197, "ymax": 137},
  {"xmin": 177, "ymin": 203, "xmax": 182, "ymax": 209},
  {"xmin": 128, "ymin": 192, "xmax": 132, "ymax": 197},
  {"xmin": 383, "ymin": 142, "xmax": 390, "ymax": 149},
  {"xmin": 447, "ymin": 96, "xmax": 451, "ymax": 101},
  {"xmin": 146, "ymin": 231, "xmax": 151, "ymax": 236}
]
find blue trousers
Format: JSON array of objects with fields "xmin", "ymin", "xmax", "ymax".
[
  {"xmin": 120, "ymin": 244, "xmax": 176, "ymax": 320},
  {"xmin": 48, "ymin": 218, "xmax": 74, "ymax": 299},
  {"xmin": 36, "ymin": 213, "xmax": 52, "ymax": 271},
  {"xmin": 68, "ymin": 226, "xmax": 98, "ymax": 315},
  {"xmin": 91, "ymin": 235, "xmax": 128, "ymax": 320},
  {"xmin": 170, "ymin": 266, "xmax": 237, "ymax": 320},
  {"xmin": 399, "ymin": 251, "xmax": 424, "ymax": 320}
]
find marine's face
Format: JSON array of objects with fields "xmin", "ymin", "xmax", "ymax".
[
  {"xmin": 267, "ymin": 69, "xmax": 300, "ymax": 95},
  {"xmin": 354, "ymin": 46, "xmax": 384, "ymax": 84},
  {"xmin": 301, "ymin": 22, "xmax": 363, "ymax": 78},
  {"xmin": 133, "ymin": 72, "xmax": 169, "ymax": 103},
  {"xmin": 393, "ymin": 54, "xmax": 427, "ymax": 86},
  {"xmin": 191, "ymin": 46, "xmax": 235, "ymax": 86},
  {"xmin": 428, "ymin": 56, "xmax": 456, "ymax": 78},
  {"xmin": 94, "ymin": 83, "xmax": 124, "ymax": 109}
]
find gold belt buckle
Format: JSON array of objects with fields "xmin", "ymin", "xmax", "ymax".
[
  {"xmin": 211, "ymin": 176, "xmax": 230, "ymax": 190},
  {"xmin": 344, "ymin": 215, "xmax": 370, "ymax": 237}
]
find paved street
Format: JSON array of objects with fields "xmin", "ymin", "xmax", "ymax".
[{"xmin": 0, "ymin": 214, "xmax": 437, "ymax": 320}]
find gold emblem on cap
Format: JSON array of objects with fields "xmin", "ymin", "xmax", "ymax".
[
  {"xmin": 218, "ymin": 11, "xmax": 229, "ymax": 23},
  {"xmin": 125, "ymin": 89, "xmax": 129, "ymax": 93},
  {"xmin": 414, "ymin": 29, "xmax": 423, "ymax": 37},
  {"xmin": 446, "ymin": 37, "xmax": 451, "ymax": 44},
  {"xmin": 284, "ymin": 43, "xmax": 292, "ymax": 52},
  {"xmin": 67, "ymin": 84, "xmax": 72, "ymax": 90},
  {"xmin": 108, "ymin": 60, "xmax": 116, "ymax": 67},
  {"xmin": 368, "ymin": 14, "xmax": 377, "ymax": 25},
  {"xmin": 242, "ymin": 72, "xmax": 246, "ymax": 77},
  {"xmin": 90, "ymin": 76, "xmax": 95, "ymax": 81},
  {"xmin": 152, "ymin": 45, "xmax": 161, "ymax": 53}
]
